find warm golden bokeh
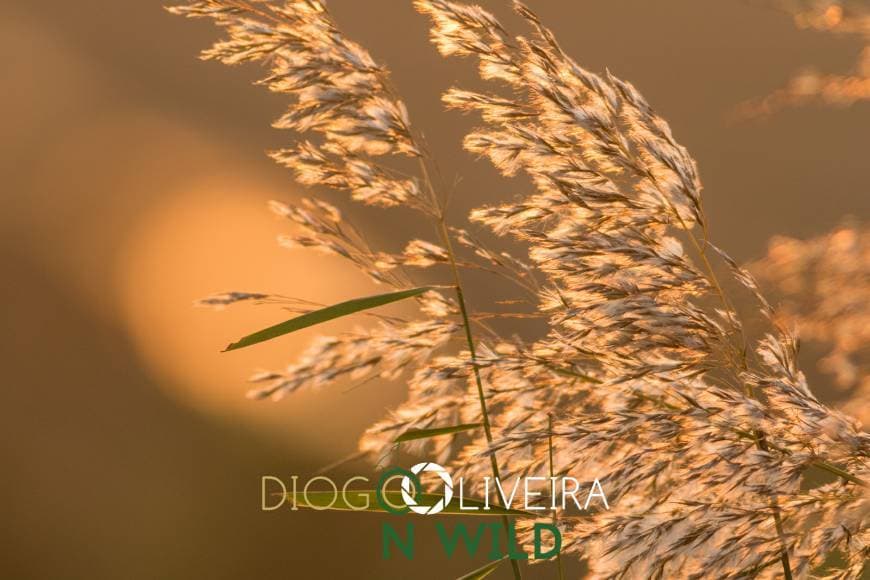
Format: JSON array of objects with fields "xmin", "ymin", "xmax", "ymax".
[{"xmin": 116, "ymin": 176, "xmax": 405, "ymax": 450}]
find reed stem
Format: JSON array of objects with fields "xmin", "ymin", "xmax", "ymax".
[
  {"xmin": 548, "ymin": 414, "xmax": 566, "ymax": 580},
  {"xmin": 416, "ymin": 153, "xmax": 522, "ymax": 579},
  {"xmin": 436, "ymin": 216, "xmax": 523, "ymax": 580}
]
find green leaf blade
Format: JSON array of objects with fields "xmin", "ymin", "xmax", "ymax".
[
  {"xmin": 285, "ymin": 491, "xmax": 535, "ymax": 517},
  {"xmin": 457, "ymin": 557, "xmax": 508, "ymax": 580},
  {"xmin": 394, "ymin": 423, "xmax": 482, "ymax": 443},
  {"xmin": 223, "ymin": 287, "xmax": 432, "ymax": 351}
]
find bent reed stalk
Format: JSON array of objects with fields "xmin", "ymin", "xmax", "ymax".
[{"xmin": 418, "ymin": 126, "xmax": 525, "ymax": 579}]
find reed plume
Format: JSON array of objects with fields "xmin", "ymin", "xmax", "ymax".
[
  {"xmin": 171, "ymin": 1, "xmax": 869, "ymax": 577},
  {"xmin": 736, "ymin": 0, "xmax": 870, "ymax": 119},
  {"xmin": 751, "ymin": 222, "xmax": 869, "ymax": 428}
]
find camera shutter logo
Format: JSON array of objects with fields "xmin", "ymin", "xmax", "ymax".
[{"xmin": 401, "ymin": 462, "xmax": 454, "ymax": 515}]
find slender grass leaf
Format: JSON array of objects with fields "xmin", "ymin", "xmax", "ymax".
[
  {"xmin": 283, "ymin": 491, "xmax": 535, "ymax": 517},
  {"xmin": 456, "ymin": 557, "xmax": 508, "ymax": 580},
  {"xmin": 223, "ymin": 287, "xmax": 432, "ymax": 351},
  {"xmin": 394, "ymin": 423, "xmax": 482, "ymax": 443}
]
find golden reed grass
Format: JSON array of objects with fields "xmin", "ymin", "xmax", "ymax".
[{"xmin": 171, "ymin": 1, "xmax": 868, "ymax": 577}]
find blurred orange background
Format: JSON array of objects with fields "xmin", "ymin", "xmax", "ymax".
[{"xmin": 1, "ymin": 1, "xmax": 867, "ymax": 578}]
